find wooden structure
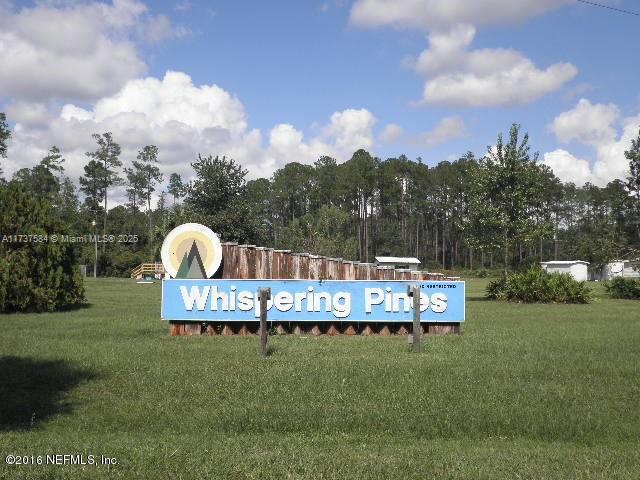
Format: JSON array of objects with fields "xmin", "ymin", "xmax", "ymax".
[
  {"xmin": 168, "ymin": 242, "xmax": 461, "ymax": 337},
  {"xmin": 131, "ymin": 263, "xmax": 165, "ymax": 280}
]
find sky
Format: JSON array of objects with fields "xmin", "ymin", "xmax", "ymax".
[{"xmin": 1, "ymin": 0, "xmax": 640, "ymax": 202}]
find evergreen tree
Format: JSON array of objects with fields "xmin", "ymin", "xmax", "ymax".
[
  {"xmin": 167, "ymin": 173, "xmax": 185, "ymax": 205},
  {"xmin": 85, "ymin": 132, "xmax": 122, "ymax": 252},
  {"xmin": 133, "ymin": 145, "xmax": 163, "ymax": 235},
  {"xmin": 0, "ymin": 181, "xmax": 85, "ymax": 312},
  {"xmin": 0, "ymin": 112, "xmax": 11, "ymax": 180},
  {"xmin": 626, "ymin": 128, "xmax": 640, "ymax": 241},
  {"xmin": 79, "ymin": 159, "xmax": 107, "ymax": 212},
  {"xmin": 186, "ymin": 154, "xmax": 247, "ymax": 215}
]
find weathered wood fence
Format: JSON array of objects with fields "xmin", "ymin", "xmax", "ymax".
[{"xmin": 169, "ymin": 242, "xmax": 460, "ymax": 336}]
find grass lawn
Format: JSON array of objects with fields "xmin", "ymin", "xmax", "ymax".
[{"xmin": 1, "ymin": 278, "xmax": 639, "ymax": 479}]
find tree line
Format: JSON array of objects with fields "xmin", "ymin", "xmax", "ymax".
[{"xmin": 1, "ymin": 112, "xmax": 639, "ymax": 276}]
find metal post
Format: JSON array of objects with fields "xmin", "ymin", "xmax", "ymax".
[
  {"xmin": 407, "ymin": 284, "xmax": 421, "ymax": 353},
  {"xmin": 92, "ymin": 219, "xmax": 97, "ymax": 278},
  {"xmin": 258, "ymin": 288, "xmax": 271, "ymax": 357}
]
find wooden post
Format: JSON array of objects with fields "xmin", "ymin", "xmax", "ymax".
[
  {"xmin": 258, "ymin": 287, "xmax": 271, "ymax": 357},
  {"xmin": 407, "ymin": 284, "xmax": 421, "ymax": 353}
]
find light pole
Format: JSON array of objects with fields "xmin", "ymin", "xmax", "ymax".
[{"xmin": 92, "ymin": 219, "xmax": 97, "ymax": 278}]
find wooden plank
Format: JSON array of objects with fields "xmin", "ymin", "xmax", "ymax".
[
  {"xmin": 246, "ymin": 245, "xmax": 257, "ymax": 278},
  {"xmin": 327, "ymin": 324, "xmax": 339, "ymax": 336},
  {"xmin": 255, "ymin": 247, "xmax": 267, "ymax": 279},
  {"xmin": 356, "ymin": 262, "xmax": 367, "ymax": 280},
  {"xmin": 309, "ymin": 255, "xmax": 321, "ymax": 280},
  {"xmin": 185, "ymin": 323, "xmax": 202, "ymax": 336},
  {"xmin": 319, "ymin": 256, "xmax": 328, "ymax": 280},
  {"xmin": 169, "ymin": 322, "xmax": 183, "ymax": 336},
  {"xmin": 272, "ymin": 250, "xmax": 288, "ymax": 279},
  {"xmin": 291, "ymin": 253, "xmax": 301, "ymax": 279},
  {"xmin": 369, "ymin": 264, "xmax": 379, "ymax": 280},
  {"xmin": 265, "ymin": 248, "xmax": 274, "ymax": 279},
  {"xmin": 299, "ymin": 253, "xmax": 310, "ymax": 279},
  {"xmin": 237, "ymin": 245, "xmax": 249, "ymax": 279},
  {"xmin": 428, "ymin": 323, "xmax": 461, "ymax": 335},
  {"xmin": 221, "ymin": 325, "xmax": 234, "ymax": 336},
  {"xmin": 328, "ymin": 258, "xmax": 342, "ymax": 280}
]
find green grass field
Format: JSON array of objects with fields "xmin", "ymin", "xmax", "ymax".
[{"xmin": 1, "ymin": 278, "xmax": 639, "ymax": 479}]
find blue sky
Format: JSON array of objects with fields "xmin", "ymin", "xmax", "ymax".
[{"xmin": 1, "ymin": 0, "xmax": 639, "ymax": 190}]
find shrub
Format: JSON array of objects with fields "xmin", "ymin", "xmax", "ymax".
[
  {"xmin": 486, "ymin": 267, "xmax": 593, "ymax": 304},
  {"xmin": 0, "ymin": 182, "xmax": 85, "ymax": 312},
  {"xmin": 476, "ymin": 269, "xmax": 489, "ymax": 278},
  {"xmin": 605, "ymin": 277, "xmax": 640, "ymax": 299}
]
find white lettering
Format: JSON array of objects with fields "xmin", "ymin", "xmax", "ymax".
[
  {"xmin": 237, "ymin": 291, "xmax": 253, "ymax": 311},
  {"xmin": 210, "ymin": 286, "xmax": 229, "ymax": 311},
  {"xmin": 273, "ymin": 291, "xmax": 293, "ymax": 312},
  {"xmin": 365, "ymin": 288, "xmax": 384, "ymax": 313},
  {"xmin": 333, "ymin": 291, "xmax": 351, "ymax": 318},
  {"xmin": 431, "ymin": 292, "xmax": 448, "ymax": 313},
  {"xmin": 180, "ymin": 285, "xmax": 210, "ymax": 311}
]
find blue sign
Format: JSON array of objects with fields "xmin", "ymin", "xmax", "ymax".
[{"xmin": 162, "ymin": 280, "xmax": 465, "ymax": 323}]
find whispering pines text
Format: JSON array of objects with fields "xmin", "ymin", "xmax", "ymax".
[{"xmin": 179, "ymin": 285, "xmax": 448, "ymax": 319}]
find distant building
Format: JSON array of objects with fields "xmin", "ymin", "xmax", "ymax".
[
  {"xmin": 375, "ymin": 256, "xmax": 421, "ymax": 270},
  {"xmin": 540, "ymin": 261, "xmax": 589, "ymax": 282},
  {"xmin": 596, "ymin": 260, "xmax": 640, "ymax": 281}
]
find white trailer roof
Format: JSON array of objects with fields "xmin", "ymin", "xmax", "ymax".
[
  {"xmin": 540, "ymin": 261, "xmax": 590, "ymax": 265},
  {"xmin": 375, "ymin": 256, "xmax": 421, "ymax": 265}
]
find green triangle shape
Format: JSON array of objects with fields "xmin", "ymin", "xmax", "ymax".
[
  {"xmin": 175, "ymin": 240, "xmax": 207, "ymax": 279},
  {"xmin": 176, "ymin": 252, "xmax": 191, "ymax": 278}
]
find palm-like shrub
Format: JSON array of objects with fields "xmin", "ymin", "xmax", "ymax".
[
  {"xmin": 605, "ymin": 277, "xmax": 640, "ymax": 299},
  {"xmin": 486, "ymin": 267, "xmax": 592, "ymax": 304}
]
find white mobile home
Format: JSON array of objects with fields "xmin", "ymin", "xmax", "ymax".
[
  {"xmin": 374, "ymin": 256, "xmax": 421, "ymax": 270},
  {"xmin": 540, "ymin": 261, "xmax": 589, "ymax": 282},
  {"xmin": 597, "ymin": 260, "xmax": 640, "ymax": 281}
]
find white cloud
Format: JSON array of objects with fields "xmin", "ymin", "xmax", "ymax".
[
  {"xmin": 0, "ymin": 0, "xmax": 189, "ymax": 100},
  {"xmin": 5, "ymin": 72, "xmax": 377, "ymax": 204},
  {"xmin": 350, "ymin": 0, "xmax": 572, "ymax": 30},
  {"xmin": 412, "ymin": 25, "xmax": 577, "ymax": 107},
  {"xmin": 414, "ymin": 115, "xmax": 465, "ymax": 146},
  {"xmin": 550, "ymin": 98, "xmax": 619, "ymax": 146},
  {"xmin": 5, "ymin": 101, "xmax": 53, "ymax": 129},
  {"xmin": 544, "ymin": 100, "xmax": 640, "ymax": 186},
  {"xmin": 542, "ymin": 149, "xmax": 592, "ymax": 186},
  {"xmin": 144, "ymin": 15, "xmax": 193, "ymax": 43},
  {"xmin": 380, "ymin": 124, "xmax": 404, "ymax": 143},
  {"xmin": 174, "ymin": 1, "xmax": 192, "ymax": 12},
  {"xmin": 323, "ymin": 108, "xmax": 376, "ymax": 153}
]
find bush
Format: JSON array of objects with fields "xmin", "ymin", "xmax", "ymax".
[
  {"xmin": 476, "ymin": 269, "xmax": 489, "ymax": 278},
  {"xmin": 605, "ymin": 277, "xmax": 640, "ymax": 299},
  {"xmin": 486, "ymin": 267, "xmax": 593, "ymax": 304},
  {"xmin": 0, "ymin": 182, "xmax": 85, "ymax": 312}
]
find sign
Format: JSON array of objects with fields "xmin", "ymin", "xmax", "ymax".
[
  {"xmin": 162, "ymin": 279, "xmax": 465, "ymax": 323},
  {"xmin": 160, "ymin": 223, "xmax": 222, "ymax": 279}
]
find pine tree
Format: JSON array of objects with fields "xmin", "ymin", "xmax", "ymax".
[
  {"xmin": 85, "ymin": 132, "xmax": 122, "ymax": 253},
  {"xmin": 625, "ymin": 128, "xmax": 640, "ymax": 241},
  {"xmin": 0, "ymin": 112, "xmax": 11, "ymax": 180}
]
